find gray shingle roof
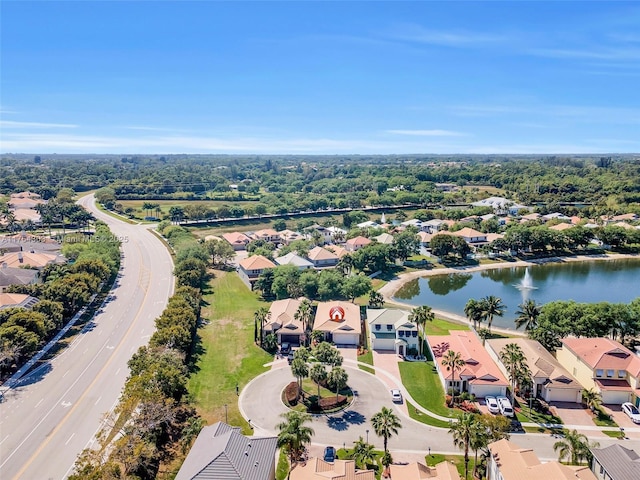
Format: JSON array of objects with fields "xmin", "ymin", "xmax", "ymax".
[
  {"xmin": 175, "ymin": 422, "xmax": 277, "ymax": 480},
  {"xmin": 591, "ymin": 444, "xmax": 640, "ymax": 480}
]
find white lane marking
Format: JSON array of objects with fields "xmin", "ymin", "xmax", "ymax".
[
  {"xmin": 35, "ymin": 398, "xmax": 44, "ymax": 408},
  {"xmin": 61, "ymin": 401, "xmax": 72, "ymax": 408},
  {"xmin": 62, "ymin": 370, "xmax": 69, "ymax": 378},
  {"xmin": 115, "ymin": 368, "xmax": 121, "ymax": 376},
  {"xmin": 94, "ymin": 396, "xmax": 102, "ymax": 406},
  {"xmin": 65, "ymin": 433, "xmax": 75, "ymax": 445}
]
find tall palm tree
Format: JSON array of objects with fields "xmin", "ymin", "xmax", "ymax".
[
  {"xmin": 464, "ymin": 299, "xmax": 483, "ymax": 330},
  {"xmin": 294, "ymin": 299, "xmax": 314, "ymax": 344},
  {"xmin": 449, "ymin": 413, "xmax": 481, "ymax": 480},
  {"xmin": 254, "ymin": 307, "xmax": 270, "ymax": 347},
  {"xmin": 553, "ymin": 429, "xmax": 599, "ymax": 465},
  {"xmin": 442, "ymin": 349, "xmax": 466, "ymax": 406},
  {"xmin": 514, "ymin": 299, "xmax": 541, "ymax": 331},
  {"xmin": 276, "ymin": 411, "xmax": 314, "ymax": 479},
  {"xmin": 371, "ymin": 406, "xmax": 402, "ymax": 454},
  {"xmin": 290, "ymin": 358, "xmax": 309, "ymax": 398},
  {"xmin": 309, "ymin": 363, "xmax": 327, "ymax": 400},
  {"xmin": 499, "ymin": 343, "xmax": 530, "ymax": 403},
  {"xmin": 480, "ymin": 295, "xmax": 505, "ymax": 333},
  {"xmin": 337, "ymin": 254, "xmax": 354, "ymax": 276},
  {"xmin": 327, "ymin": 366, "xmax": 348, "ymax": 401},
  {"xmin": 352, "ymin": 436, "xmax": 375, "ymax": 468},
  {"xmin": 581, "ymin": 388, "xmax": 602, "ymax": 413},
  {"xmin": 409, "ymin": 305, "xmax": 434, "ymax": 357}
]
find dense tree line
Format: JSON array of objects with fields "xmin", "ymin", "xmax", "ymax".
[
  {"xmin": 1, "ymin": 223, "xmax": 119, "ymax": 377},
  {"xmin": 3, "ymin": 155, "xmax": 639, "ymax": 221}
]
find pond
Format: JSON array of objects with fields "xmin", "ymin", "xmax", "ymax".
[{"xmin": 393, "ymin": 257, "xmax": 640, "ymax": 329}]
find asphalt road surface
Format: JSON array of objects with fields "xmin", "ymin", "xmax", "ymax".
[
  {"xmin": 241, "ymin": 365, "xmax": 640, "ymax": 461},
  {"xmin": 0, "ymin": 195, "xmax": 174, "ymax": 480}
]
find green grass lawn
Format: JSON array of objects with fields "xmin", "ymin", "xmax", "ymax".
[
  {"xmin": 337, "ymin": 448, "xmax": 384, "ymax": 479},
  {"xmin": 425, "ymin": 317, "xmax": 469, "ymax": 336},
  {"xmin": 187, "ymin": 269, "xmax": 273, "ymax": 434},
  {"xmin": 593, "ymin": 408, "xmax": 618, "ymax": 427},
  {"xmin": 515, "ymin": 404, "xmax": 563, "ymax": 425},
  {"xmin": 275, "ymin": 450, "xmax": 289, "ymax": 480},
  {"xmin": 406, "ymin": 400, "xmax": 452, "ymax": 428},
  {"xmin": 399, "ymin": 362, "xmax": 456, "ymax": 419}
]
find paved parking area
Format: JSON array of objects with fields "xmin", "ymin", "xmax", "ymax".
[
  {"xmin": 371, "ymin": 350, "xmax": 408, "ymax": 415},
  {"xmin": 602, "ymin": 404, "xmax": 640, "ymax": 430},
  {"xmin": 549, "ymin": 401, "xmax": 594, "ymax": 426}
]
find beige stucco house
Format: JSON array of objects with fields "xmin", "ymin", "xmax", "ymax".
[
  {"xmin": 313, "ymin": 301, "xmax": 362, "ymax": 346},
  {"xmin": 556, "ymin": 338, "xmax": 640, "ymax": 405}
]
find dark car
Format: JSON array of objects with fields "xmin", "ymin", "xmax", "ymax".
[
  {"xmin": 323, "ymin": 446, "xmax": 336, "ymax": 463},
  {"xmin": 280, "ymin": 343, "xmax": 291, "ymax": 355}
]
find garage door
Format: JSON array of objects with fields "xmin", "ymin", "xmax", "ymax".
[
  {"xmin": 470, "ymin": 384, "xmax": 507, "ymax": 399},
  {"xmin": 602, "ymin": 390, "xmax": 632, "ymax": 405},
  {"xmin": 372, "ymin": 338, "xmax": 395, "ymax": 351},
  {"xmin": 333, "ymin": 332, "xmax": 358, "ymax": 346},
  {"xmin": 280, "ymin": 334, "xmax": 300, "ymax": 346},
  {"xmin": 545, "ymin": 388, "xmax": 581, "ymax": 403}
]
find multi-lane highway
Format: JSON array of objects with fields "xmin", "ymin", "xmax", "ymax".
[{"xmin": 0, "ymin": 194, "xmax": 174, "ymax": 479}]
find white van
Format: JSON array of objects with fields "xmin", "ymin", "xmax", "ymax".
[{"xmin": 497, "ymin": 396, "xmax": 514, "ymax": 417}]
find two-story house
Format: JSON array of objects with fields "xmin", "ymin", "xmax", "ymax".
[
  {"xmin": 237, "ymin": 255, "xmax": 276, "ymax": 290},
  {"xmin": 345, "ymin": 236, "xmax": 371, "ymax": 252},
  {"xmin": 367, "ymin": 308, "xmax": 419, "ymax": 357},
  {"xmin": 222, "ymin": 231, "xmax": 251, "ymax": 251},
  {"xmin": 556, "ymin": 338, "xmax": 640, "ymax": 405},
  {"xmin": 306, "ymin": 246, "xmax": 339, "ymax": 268},
  {"xmin": 262, "ymin": 298, "xmax": 305, "ymax": 346}
]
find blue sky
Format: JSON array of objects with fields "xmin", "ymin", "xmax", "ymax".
[{"xmin": 1, "ymin": 1, "xmax": 639, "ymax": 154}]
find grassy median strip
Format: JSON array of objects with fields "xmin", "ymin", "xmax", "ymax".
[
  {"xmin": 188, "ymin": 270, "xmax": 272, "ymax": 434},
  {"xmin": 406, "ymin": 400, "xmax": 452, "ymax": 428}
]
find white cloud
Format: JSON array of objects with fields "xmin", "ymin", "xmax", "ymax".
[
  {"xmin": 387, "ymin": 24, "xmax": 506, "ymax": 47},
  {"xmin": 386, "ymin": 129, "xmax": 466, "ymax": 137},
  {"xmin": 0, "ymin": 120, "xmax": 78, "ymax": 129}
]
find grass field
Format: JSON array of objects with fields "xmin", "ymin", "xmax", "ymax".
[
  {"xmin": 425, "ymin": 317, "xmax": 469, "ymax": 336},
  {"xmin": 406, "ymin": 400, "xmax": 452, "ymax": 428},
  {"xmin": 187, "ymin": 269, "xmax": 273, "ymax": 434},
  {"xmin": 399, "ymin": 362, "xmax": 457, "ymax": 419}
]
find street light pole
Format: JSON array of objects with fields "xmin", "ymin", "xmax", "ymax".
[{"xmin": 366, "ymin": 429, "xmax": 369, "ymax": 444}]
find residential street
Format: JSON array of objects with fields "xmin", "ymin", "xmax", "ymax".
[
  {"xmin": 240, "ymin": 362, "xmax": 640, "ymax": 461},
  {"xmin": 0, "ymin": 195, "xmax": 174, "ymax": 480}
]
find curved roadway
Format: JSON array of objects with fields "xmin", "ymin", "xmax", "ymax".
[
  {"xmin": 241, "ymin": 363, "xmax": 640, "ymax": 460},
  {"xmin": 0, "ymin": 194, "xmax": 174, "ymax": 480}
]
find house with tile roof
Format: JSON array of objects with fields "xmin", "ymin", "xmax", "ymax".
[
  {"xmin": 549, "ymin": 222, "xmax": 574, "ymax": 231},
  {"xmin": 0, "ymin": 251, "xmax": 61, "ymax": 269},
  {"xmin": 222, "ymin": 232, "xmax": 251, "ymax": 251},
  {"xmin": 423, "ymin": 219, "xmax": 447, "ymax": 233},
  {"xmin": 388, "ymin": 461, "xmax": 460, "ymax": 480},
  {"xmin": 238, "ymin": 255, "xmax": 276, "ymax": 290},
  {"xmin": 427, "ymin": 330, "xmax": 508, "ymax": 398},
  {"xmin": 306, "ymin": 246, "xmax": 339, "ymax": 268},
  {"xmin": 249, "ymin": 228, "xmax": 281, "ymax": 243},
  {"xmin": 0, "ymin": 264, "xmax": 39, "ymax": 293},
  {"xmin": 290, "ymin": 458, "xmax": 374, "ymax": 480},
  {"xmin": 487, "ymin": 438, "xmax": 596, "ymax": 480},
  {"xmin": 175, "ymin": 422, "xmax": 277, "ymax": 480},
  {"xmin": 451, "ymin": 227, "xmax": 487, "ymax": 244},
  {"xmin": 367, "ymin": 308, "xmax": 418, "ymax": 356},
  {"xmin": 345, "ymin": 236, "xmax": 371, "ymax": 252},
  {"xmin": 262, "ymin": 298, "xmax": 305, "ymax": 346},
  {"xmin": 417, "ymin": 231, "xmax": 434, "ymax": 248},
  {"xmin": 324, "ymin": 244, "xmax": 349, "ymax": 259},
  {"xmin": 590, "ymin": 444, "xmax": 640, "ymax": 480},
  {"xmin": 487, "ymin": 338, "xmax": 583, "ymax": 403},
  {"xmin": 275, "ymin": 252, "xmax": 313, "ymax": 270},
  {"xmin": 279, "ymin": 229, "xmax": 304, "ymax": 245},
  {"xmin": 0, "ymin": 293, "xmax": 39, "ymax": 310},
  {"xmin": 556, "ymin": 338, "xmax": 640, "ymax": 405},
  {"xmin": 313, "ymin": 301, "xmax": 362, "ymax": 346},
  {"xmin": 373, "ymin": 232, "xmax": 394, "ymax": 245}
]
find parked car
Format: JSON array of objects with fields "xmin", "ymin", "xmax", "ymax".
[
  {"xmin": 622, "ymin": 402, "xmax": 640, "ymax": 423},
  {"xmin": 281, "ymin": 343, "xmax": 291, "ymax": 355},
  {"xmin": 391, "ymin": 389, "xmax": 403, "ymax": 403},
  {"xmin": 323, "ymin": 446, "xmax": 336, "ymax": 463},
  {"xmin": 485, "ymin": 396, "xmax": 500, "ymax": 414},
  {"xmin": 497, "ymin": 396, "xmax": 514, "ymax": 417},
  {"xmin": 287, "ymin": 351, "xmax": 295, "ymax": 364}
]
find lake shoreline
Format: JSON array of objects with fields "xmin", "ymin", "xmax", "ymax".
[{"xmin": 378, "ymin": 252, "xmax": 640, "ymax": 336}]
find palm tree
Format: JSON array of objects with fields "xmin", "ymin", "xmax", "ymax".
[
  {"xmin": 480, "ymin": 295, "xmax": 505, "ymax": 333},
  {"xmin": 276, "ymin": 411, "xmax": 314, "ymax": 478},
  {"xmin": 368, "ymin": 290, "xmax": 384, "ymax": 308},
  {"xmin": 581, "ymin": 388, "xmax": 602, "ymax": 413},
  {"xmin": 371, "ymin": 406, "xmax": 402, "ymax": 454},
  {"xmin": 352, "ymin": 436, "xmax": 375, "ymax": 468},
  {"xmin": 254, "ymin": 307, "xmax": 270, "ymax": 347},
  {"xmin": 337, "ymin": 254, "xmax": 354, "ymax": 276},
  {"xmin": 553, "ymin": 429, "xmax": 599, "ymax": 465},
  {"xmin": 294, "ymin": 299, "xmax": 314, "ymax": 344},
  {"xmin": 309, "ymin": 363, "xmax": 327, "ymax": 400},
  {"xmin": 499, "ymin": 343, "xmax": 530, "ymax": 403},
  {"xmin": 409, "ymin": 305, "xmax": 434, "ymax": 357},
  {"xmin": 469, "ymin": 418, "xmax": 489, "ymax": 479},
  {"xmin": 290, "ymin": 358, "xmax": 309, "ymax": 399},
  {"xmin": 449, "ymin": 413, "xmax": 481, "ymax": 480},
  {"xmin": 442, "ymin": 349, "xmax": 466, "ymax": 406},
  {"xmin": 464, "ymin": 299, "xmax": 483, "ymax": 330},
  {"xmin": 514, "ymin": 299, "xmax": 541, "ymax": 331},
  {"xmin": 327, "ymin": 366, "xmax": 348, "ymax": 401}
]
